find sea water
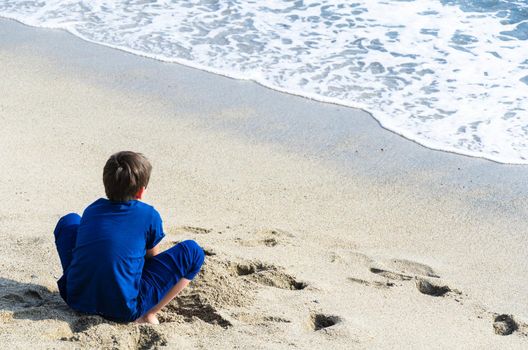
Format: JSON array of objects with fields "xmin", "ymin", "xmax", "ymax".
[{"xmin": 1, "ymin": 1, "xmax": 527, "ymax": 163}]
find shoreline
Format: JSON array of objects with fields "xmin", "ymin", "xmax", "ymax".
[
  {"xmin": 1, "ymin": 15, "xmax": 526, "ymax": 165},
  {"xmin": 3, "ymin": 19, "xmax": 527, "ymax": 190},
  {"xmin": 1, "ymin": 18, "xmax": 527, "ymax": 349}
]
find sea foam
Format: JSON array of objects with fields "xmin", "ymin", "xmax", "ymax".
[{"xmin": 1, "ymin": 0, "xmax": 527, "ymax": 163}]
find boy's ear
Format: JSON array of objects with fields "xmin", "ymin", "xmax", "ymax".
[{"xmin": 135, "ymin": 187, "xmax": 145, "ymax": 200}]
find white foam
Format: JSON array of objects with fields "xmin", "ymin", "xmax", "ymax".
[{"xmin": 1, "ymin": 0, "xmax": 527, "ymax": 163}]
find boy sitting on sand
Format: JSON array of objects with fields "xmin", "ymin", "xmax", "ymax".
[{"xmin": 53, "ymin": 151, "xmax": 204, "ymax": 324}]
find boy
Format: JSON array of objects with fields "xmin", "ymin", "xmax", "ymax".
[{"xmin": 53, "ymin": 151, "xmax": 204, "ymax": 324}]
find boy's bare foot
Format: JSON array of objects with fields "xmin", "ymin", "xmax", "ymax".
[{"xmin": 135, "ymin": 313, "xmax": 159, "ymax": 325}]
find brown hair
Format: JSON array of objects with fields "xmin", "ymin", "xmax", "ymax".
[{"xmin": 103, "ymin": 151, "xmax": 152, "ymax": 202}]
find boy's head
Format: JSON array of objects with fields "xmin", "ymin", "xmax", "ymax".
[{"xmin": 103, "ymin": 151, "xmax": 152, "ymax": 202}]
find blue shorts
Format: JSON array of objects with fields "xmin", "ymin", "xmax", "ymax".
[{"xmin": 54, "ymin": 213, "xmax": 204, "ymax": 321}]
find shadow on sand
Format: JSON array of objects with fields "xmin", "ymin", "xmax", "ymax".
[{"xmin": 0, "ymin": 277, "xmax": 108, "ymax": 332}]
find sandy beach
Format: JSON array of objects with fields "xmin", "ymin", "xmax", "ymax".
[{"xmin": 0, "ymin": 18, "xmax": 527, "ymax": 349}]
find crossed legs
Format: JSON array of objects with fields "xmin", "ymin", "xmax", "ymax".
[{"xmin": 135, "ymin": 240, "xmax": 205, "ymax": 324}]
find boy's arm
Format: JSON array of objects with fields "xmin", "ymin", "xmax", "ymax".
[{"xmin": 146, "ymin": 244, "xmax": 160, "ymax": 259}]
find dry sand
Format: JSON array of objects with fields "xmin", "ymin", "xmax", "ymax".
[{"xmin": 0, "ymin": 19, "xmax": 527, "ymax": 349}]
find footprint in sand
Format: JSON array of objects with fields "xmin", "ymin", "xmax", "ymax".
[
  {"xmin": 231, "ymin": 261, "xmax": 308, "ymax": 290},
  {"xmin": 261, "ymin": 237, "xmax": 279, "ymax": 247},
  {"xmin": 309, "ymin": 313, "xmax": 342, "ymax": 331},
  {"xmin": 415, "ymin": 279, "xmax": 451, "ymax": 297},
  {"xmin": 493, "ymin": 314, "xmax": 518, "ymax": 336},
  {"xmin": 492, "ymin": 314, "xmax": 528, "ymax": 337},
  {"xmin": 233, "ymin": 261, "xmax": 271, "ymax": 276},
  {"xmin": 258, "ymin": 229, "xmax": 294, "ymax": 246},
  {"xmin": 162, "ymin": 294, "xmax": 232, "ymax": 329},
  {"xmin": 374, "ymin": 263, "xmax": 528, "ymax": 338},
  {"xmin": 366, "ymin": 259, "xmax": 461, "ymax": 299},
  {"xmin": 237, "ymin": 228, "xmax": 294, "ymax": 247}
]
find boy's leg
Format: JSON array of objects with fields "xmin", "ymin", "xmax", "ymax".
[
  {"xmin": 54, "ymin": 213, "xmax": 81, "ymax": 273},
  {"xmin": 136, "ymin": 278, "xmax": 191, "ymax": 324},
  {"xmin": 136, "ymin": 240, "xmax": 205, "ymax": 324}
]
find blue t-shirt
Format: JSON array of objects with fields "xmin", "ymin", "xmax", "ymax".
[{"xmin": 65, "ymin": 198, "xmax": 165, "ymax": 321}]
